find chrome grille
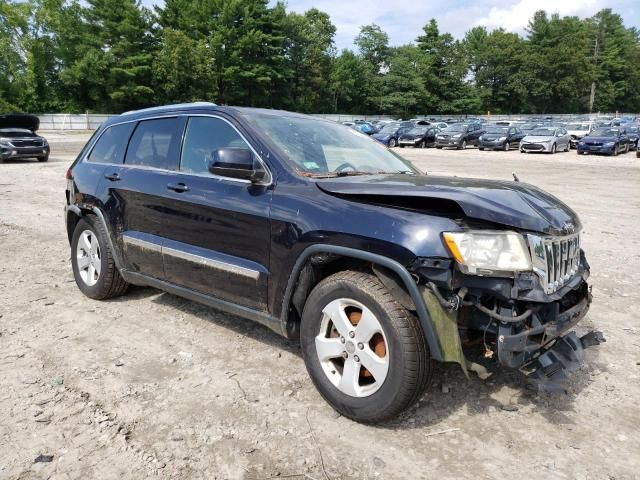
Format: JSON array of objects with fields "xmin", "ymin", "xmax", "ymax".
[
  {"xmin": 528, "ymin": 233, "xmax": 581, "ymax": 294},
  {"xmin": 11, "ymin": 139, "xmax": 43, "ymax": 147}
]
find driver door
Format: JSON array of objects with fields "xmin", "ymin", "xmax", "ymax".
[{"xmin": 159, "ymin": 115, "xmax": 272, "ymax": 311}]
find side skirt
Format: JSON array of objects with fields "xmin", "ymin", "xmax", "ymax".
[{"xmin": 120, "ymin": 270, "xmax": 284, "ymax": 337}]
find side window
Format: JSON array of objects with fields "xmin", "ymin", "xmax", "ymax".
[
  {"xmin": 180, "ymin": 117, "xmax": 250, "ymax": 175},
  {"xmin": 87, "ymin": 123, "xmax": 134, "ymax": 164},
  {"xmin": 125, "ymin": 117, "xmax": 182, "ymax": 170}
]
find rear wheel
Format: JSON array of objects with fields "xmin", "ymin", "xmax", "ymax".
[
  {"xmin": 71, "ymin": 216, "xmax": 129, "ymax": 300},
  {"xmin": 300, "ymin": 270, "xmax": 431, "ymax": 423}
]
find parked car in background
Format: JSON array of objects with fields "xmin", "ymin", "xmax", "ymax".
[
  {"xmin": 478, "ymin": 125, "xmax": 526, "ymax": 151},
  {"xmin": 0, "ymin": 114, "xmax": 50, "ymax": 163},
  {"xmin": 354, "ymin": 121, "xmax": 376, "ymax": 135},
  {"xmin": 64, "ymin": 102, "xmax": 604, "ymax": 422},
  {"xmin": 398, "ymin": 126, "xmax": 440, "ymax": 148},
  {"xmin": 576, "ymin": 127, "xmax": 631, "ymax": 156},
  {"xmin": 623, "ymin": 125, "xmax": 638, "ymax": 150},
  {"xmin": 565, "ymin": 122, "xmax": 594, "ymax": 148},
  {"xmin": 372, "ymin": 123, "xmax": 412, "ymax": 147},
  {"xmin": 435, "ymin": 123, "xmax": 484, "ymax": 149},
  {"xmin": 520, "ymin": 126, "xmax": 570, "ymax": 154}
]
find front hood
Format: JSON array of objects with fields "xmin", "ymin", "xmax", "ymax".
[
  {"xmin": 523, "ymin": 135, "xmax": 553, "ymax": 142},
  {"xmin": 482, "ymin": 134, "xmax": 506, "ymax": 140},
  {"xmin": 372, "ymin": 133, "xmax": 391, "ymax": 141},
  {"xmin": 0, "ymin": 114, "xmax": 39, "ymax": 132},
  {"xmin": 582, "ymin": 136, "xmax": 616, "ymax": 143},
  {"xmin": 316, "ymin": 174, "xmax": 580, "ymax": 235}
]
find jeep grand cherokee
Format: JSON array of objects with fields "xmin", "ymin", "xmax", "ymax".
[{"xmin": 64, "ymin": 103, "xmax": 604, "ymax": 423}]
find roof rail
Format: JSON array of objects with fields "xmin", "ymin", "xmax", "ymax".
[{"xmin": 121, "ymin": 102, "xmax": 217, "ymax": 116}]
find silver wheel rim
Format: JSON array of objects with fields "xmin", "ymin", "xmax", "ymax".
[
  {"xmin": 315, "ymin": 298, "xmax": 389, "ymax": 398},
  {"xmin": 76, "ymin": 230, "xmax": 101, "ymax": 286}
]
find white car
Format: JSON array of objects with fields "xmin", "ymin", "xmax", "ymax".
[
  {"xmin": 520, "ymin": 126, "xmax": 571, "ymax": 154},
  {"xmin": 565, "ymin": 122, "xmax": 595, "ymax": 148}
]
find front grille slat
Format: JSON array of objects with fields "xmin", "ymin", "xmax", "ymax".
[{"xmin": 532, "ymin": 233, "xmax": 581, "ymax": 294}]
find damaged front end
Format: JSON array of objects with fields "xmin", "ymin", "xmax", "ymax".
[{"xmin": 409, "ymin": 231, "xmax": 605, "ymax": 393}]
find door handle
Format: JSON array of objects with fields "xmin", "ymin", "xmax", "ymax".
[
  {"xmin": 104, "ymin": 172, "xmax": 120, "ymax": 181},
  {"xmin": 167, "ymin": 182, "xmax": 189, "ymax": 193}
]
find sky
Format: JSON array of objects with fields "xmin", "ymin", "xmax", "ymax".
[{"xmin": 273, "ymin": 0, "xmax": 640, "ymax": 50}]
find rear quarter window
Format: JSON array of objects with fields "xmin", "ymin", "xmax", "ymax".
[{"xmin": 87, "ymin": 123, "xmax": 135, "ymax": 164}]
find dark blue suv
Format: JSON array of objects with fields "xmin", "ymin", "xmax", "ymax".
[{"xmin": 65, "ymin": 103, "xmax": 603, "ymax": 422}]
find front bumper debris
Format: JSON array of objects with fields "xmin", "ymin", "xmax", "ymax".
[{"xmin": 527, "ymin": 330, "xmax": 606, "ymax": 393}]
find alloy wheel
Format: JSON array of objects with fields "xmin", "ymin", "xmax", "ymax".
[
  {"xmin": 315, "ymin": 298, "xmax": 389, "ymax": 398},
  {"xmin": 76, "ymin": 230, "xmax": 101, "ymax": 286}
]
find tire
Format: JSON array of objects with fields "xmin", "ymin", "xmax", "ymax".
[
  {"xmin": 419, "ymin": 140, "xmax": 426, "ymax": 148},
  {"xmin": 503, "ymin": 142, "xmax": 510, "ymax": 152},
  {"xmin": 388, "ymin": 138, "xmax": 397, "ymax": 148},
  {"xmin": 399, "ymin": 145, "xmax": 405, "ymax": 148},
  {"xmin": 612, "ymin": 145, "xmax": 618, "ymax": 156},
  {"xmin": 550, "ymin": 143, "xmax": 556, "ymax": 154},
  {"xmin": 71, "ymin": 216, "xmax": 129, "ymax": 300},
  {"xmin": 38, "ymin": 155, "xmax": 49, "ymax": 162},
  {"xmin": 457, "ymin": 140, "xmax": 467, "ymax": 150},
  {"xmin": 436, "ymin": 146, "xmax": 442, "ymax": 149},
  {"xmin": 479, "ymin": 147, "xmax": 484, "ymax": 151},
  {"xmin": 300, "ymin": 270, "xmax": 431, "ymax": 423},
  {"xmin": 564, "ymin": 141, "xmax": 569, "ymax": 152},
  {"xmin": 624, "ymin": 143, "xmax": 629, "ymax": 154}
]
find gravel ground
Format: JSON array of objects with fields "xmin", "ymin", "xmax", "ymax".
[{"xmin": 1, "ymin": 133, "xmax": 639, "ymax": 479}]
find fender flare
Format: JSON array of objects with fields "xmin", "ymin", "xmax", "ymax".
[{"xmin": 280, "ymin": 244, "xmax": 443, "ymax": 361}]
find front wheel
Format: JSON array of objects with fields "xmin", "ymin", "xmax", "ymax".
[
  {"xmin": 504, "ymin": 142, "xmax": 510, "ymax": 152},
  {"xmin": 550, "ymin": 143, "xmax": 556, "ymax": 154},
  {"xmin": 301, "ymin": 270, "xmax": 431, "ymax": 423},
  {"xmin": 388, "ymin": 138, "xmax": 397, "ymax": 148},
  {"xmin": 419, "ymin": 140, "xmax": 426, "ymax": 148},
  {"xmin": 458, "ymin": 140, "xmax": 467, "ymax": 150},
  {"xmin": 71, "ymin": 216, "xmax": 129, "ymax": 300},
  {"xmin": 38, "ymin": 154, "xmax": 49, "ymax": 162}
]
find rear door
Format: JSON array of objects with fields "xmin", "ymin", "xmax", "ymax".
[
  {"xmin": 102, "ymin": 116, "xmax": 186, "ymax": 279},
  {"xmin": 159, "ymin": 115, "xmax": 272, "ymax": 311}
]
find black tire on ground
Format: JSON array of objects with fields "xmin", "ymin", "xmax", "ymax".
[
  {"xmin": 419, "ymin": 140, "xmax": 426, "ymax": 148},
  {"xmin": 388, "ymin": 138, "xmax": 397, "ymax": 148},
  {"xmin": 504, "ymin": 142, "xmax": 510, "ymax": 152},
  {"xmin": 38, "ymin": 155, "xmax": 49, "ymax": 162},
  {"xmin": 300, "ymin": 270, "xmax": 431, "ymax": 424},
  {"xmin": 550, "ymin": 143, "xmax": 556, "ymax": 154},
  {"xmin": 612, "ymin": 145, "xmax": 618, "ymax": 156},
  {"xmin": 624, "ymin": 143, "xmax": 629, "ymax": 153},
  {"xmin": 399, "ymin": 145, "xmax": 405, "ymax": 148},
  {"xmin": 479, "ymin": 147, "xmax": 484, "ymax": 151},
  {"xmin": 458, "ymin": 140, "xmax": 467, "ymax": 150},
  {"xmin": 436, "ymin": 146, "xmax": 442, "ymax": 149},
  {"xmin": 71, "ymin": 216, "xmax": 129, "ymax": 300}
]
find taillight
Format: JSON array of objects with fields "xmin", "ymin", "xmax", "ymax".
[{"xmin": 65, "ymin": 168, "xmax": 73, "ymax": 180}]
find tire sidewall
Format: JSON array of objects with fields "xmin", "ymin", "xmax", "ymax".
[
  {"xmin": 301, "ymin": 280, "xmax": 413, "ymax": 421},
  {"xmin": 71, "ymin": 217, "xmax": 111, "ymax": 299}
]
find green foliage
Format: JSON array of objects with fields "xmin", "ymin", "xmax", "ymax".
[{"xmin": 1, "ymin": 1, "xmax": 639, "ymax": 114}]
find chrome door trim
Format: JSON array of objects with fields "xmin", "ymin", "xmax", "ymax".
[
  {"xmin": 163, "ymin": 245, "xmax": 261, "ymax": 280},
  {"xmin": 122, "ymin": 232, "xmax": 163, "ymax": 253}
]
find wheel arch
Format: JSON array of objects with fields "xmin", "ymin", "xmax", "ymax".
[{"xmin": 280, "ymin": 244, "xmax": 443, "ymax": 361}]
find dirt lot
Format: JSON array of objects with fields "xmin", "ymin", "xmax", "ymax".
[{"xmin": 1, "ymin": 132, "xmax": 639, "ymax": 479}]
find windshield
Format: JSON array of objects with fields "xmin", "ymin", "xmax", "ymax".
[
  {"xmin": 626, "ymin": 126, "xmax": 638, "ymax": 133},
  {"xmin": 484, "ymin": 126, "xmax": 508, "ymax": 134},
  {"xmin": 408, "ymin": 127, "xmax": 428, "ymax": 135},
  {"xmin": 590, "ymin": 128, "xmax": 619, "ymax": 136},
  {"xmin": 444, "ymin": 124, "xmax": 467, "ymax": 133},
  {"xmin": 528, "ymin": 128, "xmax": 555, "ymax": 136},
  {"xmin": 378, "ymin": 124, "xmax": 399, "ymax": 134},
  {"xmin": 245, "ymin": 114, "xmax": 418, "ymax": 177},
  {"xmin": 566, "ymin": 123, "xmax": 590, "ymax": 130}
]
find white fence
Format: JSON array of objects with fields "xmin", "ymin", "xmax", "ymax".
[{"xmin": 37, "ymin": 112, "xmax": 636, "ymax": 131}]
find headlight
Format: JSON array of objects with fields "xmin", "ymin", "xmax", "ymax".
[
  {"xmin": 442, "ymin": 230, "xmax": 532, "ymax": 276},
  {"xmin": 498, "ymin": 136, "xmax": 507, "ymax": 142},
  {"xmin": 452, "ymin": 134, "xmax": 461, "ymax": 139},
  {"xmin": 604, "ymin": 141, "xmax": 615, "ymax": 146},
  {"xmin": 479, "ymin": 136, "xmax": 484, "ymax": 141}
]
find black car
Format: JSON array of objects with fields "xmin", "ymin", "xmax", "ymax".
[
  {"xmin": 0, "ymin": 114, "xmax": 50, "ymax": 162},
  {"xmin": 398, "ymin": 126, "xmax": 439, "ymax": 148},
  {"xmin": 623, "ymin": 125, "xmax": 639, "ymax": 150},
  {"xmin": 65, "ymin": 103, "xmax": 603, "ymax": 423},
  {"xmin": 435, "ymin": 123, "xmax": 484, "ymax": 149},
  {"xmin": 478, "ymin": 125, "xmax": 526, "ymax": 151},
  {"xmin": 576, "ymin": 127, "xmax": 631, "ymax": 156}
]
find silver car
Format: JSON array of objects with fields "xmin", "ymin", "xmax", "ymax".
[{"xmin": 520, "ymin": 126, "xmax": 571, "ymax": 154}]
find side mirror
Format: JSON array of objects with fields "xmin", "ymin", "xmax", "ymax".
[{"xmin": 208, "ymin": 148, "xmax": 266, "ymax": 183}]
